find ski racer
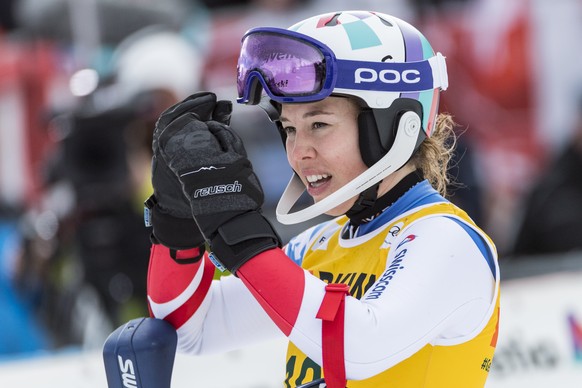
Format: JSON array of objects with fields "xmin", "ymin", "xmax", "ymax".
[{"xmin": 145, "ymin": 10, "xmax": 500, "ymax": 388}]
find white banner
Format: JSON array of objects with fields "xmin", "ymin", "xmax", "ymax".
[{"xmin": 487, "ymin": 270, "xmax": 582, "ymax": 387}]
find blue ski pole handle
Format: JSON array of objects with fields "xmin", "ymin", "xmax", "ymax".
[{"xmin": 103, "ymin": 317, "xmax": 177, "ymax": 388}]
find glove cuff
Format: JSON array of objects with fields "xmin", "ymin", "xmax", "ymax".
[
  {"xmin": 145, "ymin": 195, "xmax": 205, "ymax": 251},
  {"xmin": 209, "ymin": 211, "xmax": 282, "ymax": 275}
]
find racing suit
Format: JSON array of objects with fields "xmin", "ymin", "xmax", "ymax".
[{"xmin": 147, "ymin": 179, "xmax": 500, "ymax": 387}]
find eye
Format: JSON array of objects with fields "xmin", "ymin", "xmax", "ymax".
[
  {"xmin": 312, "ymin": 122, "xmax": 327, "ymax": 130},
  {"xmin": 283, "ymin": 126, "xmax": 296, "ymax": 135}
]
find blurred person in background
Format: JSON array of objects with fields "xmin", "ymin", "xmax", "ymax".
[
  {"xmin": 0, "ymin": 0, "xmax": 208, "ymax": 351},
  {"xmin": 511, "ymin": 94, "xmax": 582, "ymax": 257},
  {"xmin": 145, "ymin": 10, "xmax": 499, "ymax": 387},
  {"xmin": 35, "ymin": 25, "xmax": 206, "ymax": 345}
]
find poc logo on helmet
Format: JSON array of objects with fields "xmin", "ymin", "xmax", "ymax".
[{"xmin": 354, "ymin": 68, "xmax": 421, "ymax": 84}]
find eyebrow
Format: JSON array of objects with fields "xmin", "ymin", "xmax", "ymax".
[{"xmin": 280, "ymin": 109, "xmax": 335, "ymax": 123}]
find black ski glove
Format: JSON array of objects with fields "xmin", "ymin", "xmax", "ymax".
[
  {"xmin": 158, "ymin": 93, "xmax": 281, "ymax": 274},
  {"xmin": 146, "ymin": 92, "xmax": 232, "ymax": 261}
]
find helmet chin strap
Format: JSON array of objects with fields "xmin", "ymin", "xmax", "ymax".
[
  {"xmin": 345, "ymin": 182, "xmax": 381, "ymax": 222},
  {"xmin": 276, "ymin": 111, "xmax": 422, "ymax": 225}
]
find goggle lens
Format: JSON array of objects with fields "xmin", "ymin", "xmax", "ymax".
[{"xmin": 237, "ymin": 31, "xmax": 326, "ymax": 100}]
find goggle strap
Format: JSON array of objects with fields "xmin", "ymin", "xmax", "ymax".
[
  {"xmin": 333, "ymin": 54, "xmax": 448, "ymax": 94},
  {"xmin": 276, "ymin": 111, "xmax": 423, "ymax": 225}
]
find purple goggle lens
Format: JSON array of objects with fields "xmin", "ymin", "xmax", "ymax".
[{"xmin": 237, "ymin": 28, "xmax": 333, "ymax": 104}]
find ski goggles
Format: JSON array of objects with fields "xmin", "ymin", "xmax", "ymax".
[{"xmin": 236, "ymin": 27, "xmax": 448, "ymax": 105}]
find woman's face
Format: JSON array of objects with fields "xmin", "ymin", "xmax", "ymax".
[{"xmin": 280, "ymin": 97, "xmax": 368, "ymax": 216}]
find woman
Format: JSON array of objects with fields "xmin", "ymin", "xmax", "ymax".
[{"xmin": 146, "ymin": 10, "xmax": 500, "ymax": 387}]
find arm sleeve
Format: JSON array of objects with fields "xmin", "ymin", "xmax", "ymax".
[
  {"xmin": 237, "ymin": 216, "xmax": 497, "ymax": 379},
  {"xmin": 147, "ymin": 244, "xmax": 282, "ymax": 355}
]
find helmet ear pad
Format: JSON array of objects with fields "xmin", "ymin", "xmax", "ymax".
[{"xmin": 358, "ymin": 98, "xmax": 424, "ymax": 167}]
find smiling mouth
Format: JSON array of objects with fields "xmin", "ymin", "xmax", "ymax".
[{"xmin": 306, "ymin": 174, "xmax": 331, "ymax": 188}]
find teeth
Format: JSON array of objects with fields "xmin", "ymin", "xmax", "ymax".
[{"xmin": 306, "ymin": 174, "xmax": 329, "ymax": 183}]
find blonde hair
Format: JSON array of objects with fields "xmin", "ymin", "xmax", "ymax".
[{"xmin": 409, "ymin": 113, "xmax": 457, "ymax": 197}]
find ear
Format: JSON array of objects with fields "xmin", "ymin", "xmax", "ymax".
[{"xmin": 358, "ymin": 98, "xmax": 424, "ymax": 167}]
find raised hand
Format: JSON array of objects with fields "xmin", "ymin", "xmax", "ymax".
[
  {"xmin": 147, "ymin": 92, "xmax": 232, "ymax": 259},
  {"xmin": 158, "ymin": 93, "xmax": 281, "ymax": 274}
]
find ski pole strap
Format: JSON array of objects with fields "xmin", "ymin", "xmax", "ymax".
[{"xmin": 316, "ymin": 283, "xmax": 350, "ymax": 388}]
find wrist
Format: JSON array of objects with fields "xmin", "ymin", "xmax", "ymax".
[
  {"xmin": 207, "ymin": 211, "xmax": 282, "ymax": 274},
  {"xmin": 168, "ymin": 246, "xmax": 206, "ymax": 264},
  {"xmin": 145, "ymin": 195, "xmax": 205, "ymax": 251}
]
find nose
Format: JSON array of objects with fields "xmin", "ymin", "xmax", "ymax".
[{"xmin": 287, "ymin": 131, "xmax": 316, "ymax": 164}]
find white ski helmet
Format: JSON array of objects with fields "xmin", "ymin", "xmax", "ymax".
[{"xmin": 236, "ymin": 11, "xmax": 448, "ymax": 224}]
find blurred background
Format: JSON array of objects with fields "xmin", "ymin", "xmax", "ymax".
[{"xmin": 0, "ymin": 0, "xmax": 581, "ymax": 387}]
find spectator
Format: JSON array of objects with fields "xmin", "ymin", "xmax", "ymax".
[{"xmin": 511, "ymin": 95, "xmax": 582, "ymax": 256}]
